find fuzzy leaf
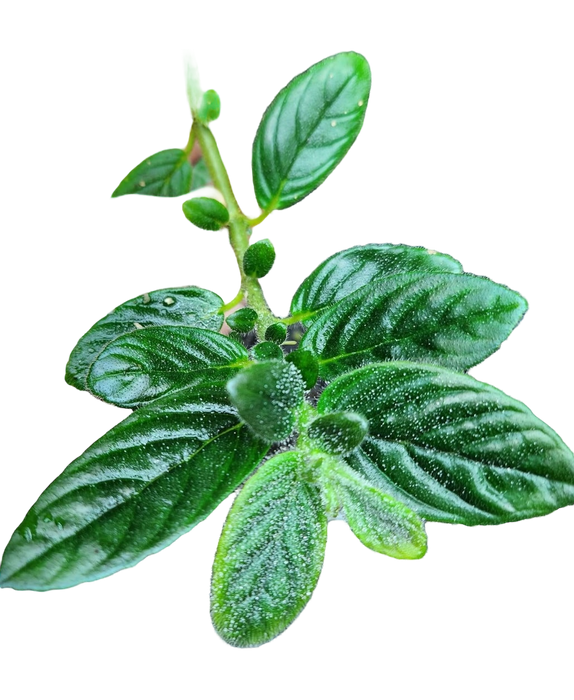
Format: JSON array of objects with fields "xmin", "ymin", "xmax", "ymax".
[
  {"xmin": 112, "ymin": 149, "xmax": 192, "ymax": 197},
  {"xmin": 308, "ymin": 412, "xmax": 368, "ymax": 455},
  {"xmin": 182, "ymin": 197, "xmax": 229, "ymax": 231}
]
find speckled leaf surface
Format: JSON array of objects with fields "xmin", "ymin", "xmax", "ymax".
[
  {"xmin": 301, "ymin": 272, "xmax": 527, "ymax": 379},
  {"xmin": 0, "ymin": 384, "xmax": 269, "ymax": 591},
  {"xmin": 319, "ymin": 363, "xmax": 574, "ymax": 525},
  {"xmin": 291, "ymin": 244, "xmax": 463, "ymax": 321},
  {"xmin": 66, "ymin": 286, "xmax": 224, "ymax": 391},
  {"xmin": 88, "ymin": 327, "xmax": 249, "ymax": 408},
  {"xmin": 211, "ymin": 452, "xmax": 327, "ymax": 647},
  {"xmin": 320, "ymin": 458, "xmax": 427, "ymax": 559},
  {"xmin": 252, "ymin": 52, "xmax": 371, "ymax": 211}
]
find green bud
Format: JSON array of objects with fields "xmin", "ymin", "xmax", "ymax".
[
  {"xmin": 243, "ymin": 239, "xmax": 276, "ymax": 278},
  {"xmin": 182, "ymin": 197, "xmax": 229, "ymax": 231},
  {"xmin": 197, "ymin": 89, "xmax": 221, "ymax": 123},
  {"xmin": 252, "ymin": 342, "xmax": 284, "ymax": 361},
  {"xmin": 265, "ymin": 322, "xmax": 287, "ymax": 344},
  {"xmin": 285, "ymin": 349, "xmax": 319, "ymax": 390},
  {"xmin": 227, "ymin": 307, "xmax": 258, "ymax": 333},
  {"xmin": 308, "ymin": 412, "xmax": 369, "ymax": 455}
]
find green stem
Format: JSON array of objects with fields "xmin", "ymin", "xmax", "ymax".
[{"xmin": 219, "ymin": 289, "xmax": 244, "ymax": 314}]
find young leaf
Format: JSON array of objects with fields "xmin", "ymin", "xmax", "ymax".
[
  {"xmin": 252, "ymin": 341, "xmax": 284, "ymax": 361},
  {"xmin": 252, "ymin": 52, "xmax": 371, "ymax": 212},
  {"xmin": 291, "ymin": 243, "xmax": 463, "ymax": 322},
  {"xmin": 112, "ymin": 149, "xmax": 192, "ymax": 198},
  {"xmin": 301, "ymin": 272, "xmax": 527, "ymax": 379},
  {"xmin": 226, "ymin": 307, "xmax": 258, "ymax": 333},
  {"xmin": 197, "ymin": 89, "xmax": 221, "ymax": 123},
  {"xmin": 87, "ymin": 327, "xmax": 249, "ymax": 408},
  {"xmin": 308, "ymin": 412, "xmax": 368, "ymax": 455},
  {"xmin": 227, "ymin": 361, "xmax": 305, "ymax": 442},
  {"xmin": 320, "ymin": 458, "xmax": 427, "ymax": 559},
  {"xmin": 211, "ymin": 452, "xmax": 327, "ymax": 647},
  {"xmin": 66, "ymin": 286, "xmax": 224, "ymax": 391},
  {"xmin": 243, "ymin": 239, "xmax": 276, "ymax": 279},
  {"xmin": 0, "ymin": 384, "xmax": 269, "ymax": 591},
  {"xmin": 318, "ymin": 362, "xmax": 574, "ymax": 525},
  {"xmin": 182, "ymin": 197, "xmax": 229, "ymax": 231},
  {"xmin": 265, "ymin": 322, "xmax": 287, "ymax": 344}
]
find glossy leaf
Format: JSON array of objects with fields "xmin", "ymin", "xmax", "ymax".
[
  {"xmin": 285, "ymin": 349, "xmax": 319, "ymax": 390},
  {"xmin": 291, "ymin": 243, "xmax": 463, "ymax": 322},
  {"xmin": 112, "ymin": 149, "xmax": 192, "ymax": 198},
  {"xmin": 252, "ymin": 341, "xmax": 284, "ymax": 361},
  {"xmin": 319, "ymin": 363, "xmax": 574, "ymax": 525},
  {"xmin": 66, "ymin": 286, "xmax": 224, "ymax": 391},
  {"xmin": 190, "ymin": 157, "xmax": 211, "ymax": 190},
  {"xmin": 211, "ymin": 452, "xmax": 327, "ymax": 647},
  {"xmin": 227, "ymin": 361, "xmax": 305, "ymax": 442},
  {"xmin": 320, "ymin": 457, "xmax": 427, "ymax": 558},
  {"xmin": 0, "ymin": 384, "xmax": 269, "ymax": 591},
  {"xmin": 226, "ymin": 307, "xmax": 257, "ymax": 333},
  {"xmin": 265, "ymin": 322, "xmax": 287, "ymax": 344},
  {"xmin": 301, "ymin": 272, "xmax": 527, "ymax": 379},
  {"xmin": 252, "ymin": 52, "xmax": 371, "ymax": 211},
  {"xmin": 87, "ymin": 327, "xmax": 249, "ymax": 408},
  {"xmin": 182, "ymin": 197, "xmax": 229, "ymax": 231},
  {"xmin": 308, "ymin": 412, "xmax": 368, "ymax": 455}
]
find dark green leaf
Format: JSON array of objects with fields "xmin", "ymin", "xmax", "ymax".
[
  {"xmin": 252, "ymin": 52, "xmax": 371, "ymax": 212},
  {"xmin": 252, "ymin": 342, "xmax": 284, "ymax": 361},
  {"xmin": 308, "ymin": 412, "xmax": 368, "ymax": 455},
  {"xmin": 190, "ymin": 157, "xmax": 211, "ymax": 190},
  {"xmin": 0, "ymin": 384, "xmax": 269, "ymax": 591},
  {"xmin": 319, "ymin": 457, "xmax": 427, "ymax": 558},
  {"xmin": 112, "ymin": 149, "xmax": 192, "ymax": 198},
  {"xmin": 211, "ymin": 451, "xmax": 327, "ymax": 647},
  {"xmin": 243, "ymin": 239, "xmax": 276, "ymax": 278},
  {"xmin": 291, "ymin": 243, "xmax": 463, "ymax": 322},
  {"xmin": 227, "ymin": 361, "xmax": 305, "ymax": 442},
  {"xmin": 226, "ymin": 307, "xmax": 258, "ymax": 333},
  {"xmin": 66, "ymin": 286, "xmax": 224, "ymax": 391},
  {"xmin": 87, "ymin": 327, "xmax": 249, "ymax": 408},
  {"xmin": 182, "ymin": 197, "xmax": 229, "ymax": 231},
  {"xmin": 301, "ymin": 272, "xmax": 528, "ymax": 379},
  {"xmin": 318, "ymin": 362, "xmax": 574, "ymax": 525},
  {"xmin": 265, "ymin": 322, "xmax": 287, "ymax": 344},
  {"xmin": 285, "ymin": 349, "xmax": 319, "ymax": 390}
]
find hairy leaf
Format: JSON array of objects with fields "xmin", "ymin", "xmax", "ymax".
[
  {"xmin": 301, "ymin": 272, "xmax": 527, "ymax": 379},
  {"xmin": 291, "ymin": 243, "xmax": 463, "ymax": 322},
  {"xmin": 243, "ymin": 239, "xmax": 276, "ymax": 279},
  {"xmin": 252, "ymin": 52, "xmax": 371, "ymax": 211},
  {"xmin": 320, "ymin": 458, "xmax": 427, "ymax": 558},
  {"xmin": 227, "ymin": 361, "xmax": 305, "ymax": 442},
  {"xmin": 308, "ymin": 412, "xmax": 368, "ymax": 455},
  {"xmin": 112, "ymin": 149, "xmax": 192, "ymax": 198},
  {"xmin": 0, "ymin": 385, "xmax": 269, "ymax": 591},
  {"xmin": 211, "ymin": 452, "xmax": 327, "ymax": 647},
  {"xmin": 66, "ymin": 286, "xmax": 223, "ymax": 391},
  {"xmin": 87, "ymin": 327, "xmax": 249, "ymax": 408},
  {"xmin": 182, "ymin": 197, "xmax": 229, "ymax": 231},
  {"xmin": 318, "ymin": 363, "xmax": 574, "ymax": 525}
]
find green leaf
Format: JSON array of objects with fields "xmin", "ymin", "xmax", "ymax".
[
  {"xmin": 226, "ymin": 307, "xmax": 258, "ymax": 333},
  {"xmin": 285, "ymin": 349, "xmax": 319, "ymax": 390},
  {"xmin": 87, "ymin": 327, "xmax": 249, "ymax": 408},
  {"xmin": 227, "ymin": 361, "xmax": 305, "ymax": 442},
  {"xmin": 291, "ymin": 243, "xmax": 463, "ymax": 322},
  {"xmin": 265, "ymin": 322, "xmax": 287, "ymax": 344},
  {"xmin": 190, "ymin": 157, "xmax": 211, "ymax": 190},
  {"xmin": 0, "ymin": 384, "xmax": 269, "ymax": 591},
  {"xmin": 112, "ymin": 149, "xmax": 192, "ymax": 198},
  {"xmin": 197, "ymin": 89, "xmax": 221, "ymax": 123},
  {"xmin": 252, "ymin": 342, "xmax": 284, "ymax": 361},
  {"xmin": 66, "ymin": 286, "xmax": 224, "ymax": 391},
  {"xmin": 301, "ymin": 272, "xmax": 527, "ymax": 379},
  {"xmin": 243, "ymin": 239, "xmax": 276, "ymax": 278},
  {"xmin": 318, "ymin": 362, "xmax": 574, "ymax": 525},
  {"xmin": 182, "ymin": 197, "xmax": 229, "ymax": 231},
  {"xmin": 211, "ymin": 451, "xmax": 327, "ymax": 647},
  {"xmin": 252, "ymin": 51, "xmax": 371, "ymax": 212},
  {"xmin": 308, "ymin": 412, "xmax": 368, "ymax": 455},
  {"xmin": 320, "ymin": 457, "xmax": 427, "ymax": 559}
]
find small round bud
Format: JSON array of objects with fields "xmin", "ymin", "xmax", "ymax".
[{"xmin": 197, "ymin": 89, "xmax": 221, "ymax": 123}]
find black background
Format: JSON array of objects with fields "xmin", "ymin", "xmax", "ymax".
[{"xmin": 1, "ymin": 38, "xmax": 572, "ymax": 651}]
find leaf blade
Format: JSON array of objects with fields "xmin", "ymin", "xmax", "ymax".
[
  {"xmin": 66, "ymin": 286, "xmax": 224, "ymax": 391},
  {"xmin": 0, "ymin": 384, "xmax": 269, "ymax": 591},
  {"xmin": 87, "ymin": 327, "xmax": 249, "ymax": 408},
  {"xmin": 211, "ymin": 452, "xmax": 327, "ymax": 647},
  {"xmin": 318, "ymin": 362, "xmax": 574, "ymax": 525},
  {"xmin": 252, "ymin": 52, "xmax": 371, "ymax": 211},
  {"xmin": 112, "ymin": 149, "xmax": 192, "ymax": 198}
]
